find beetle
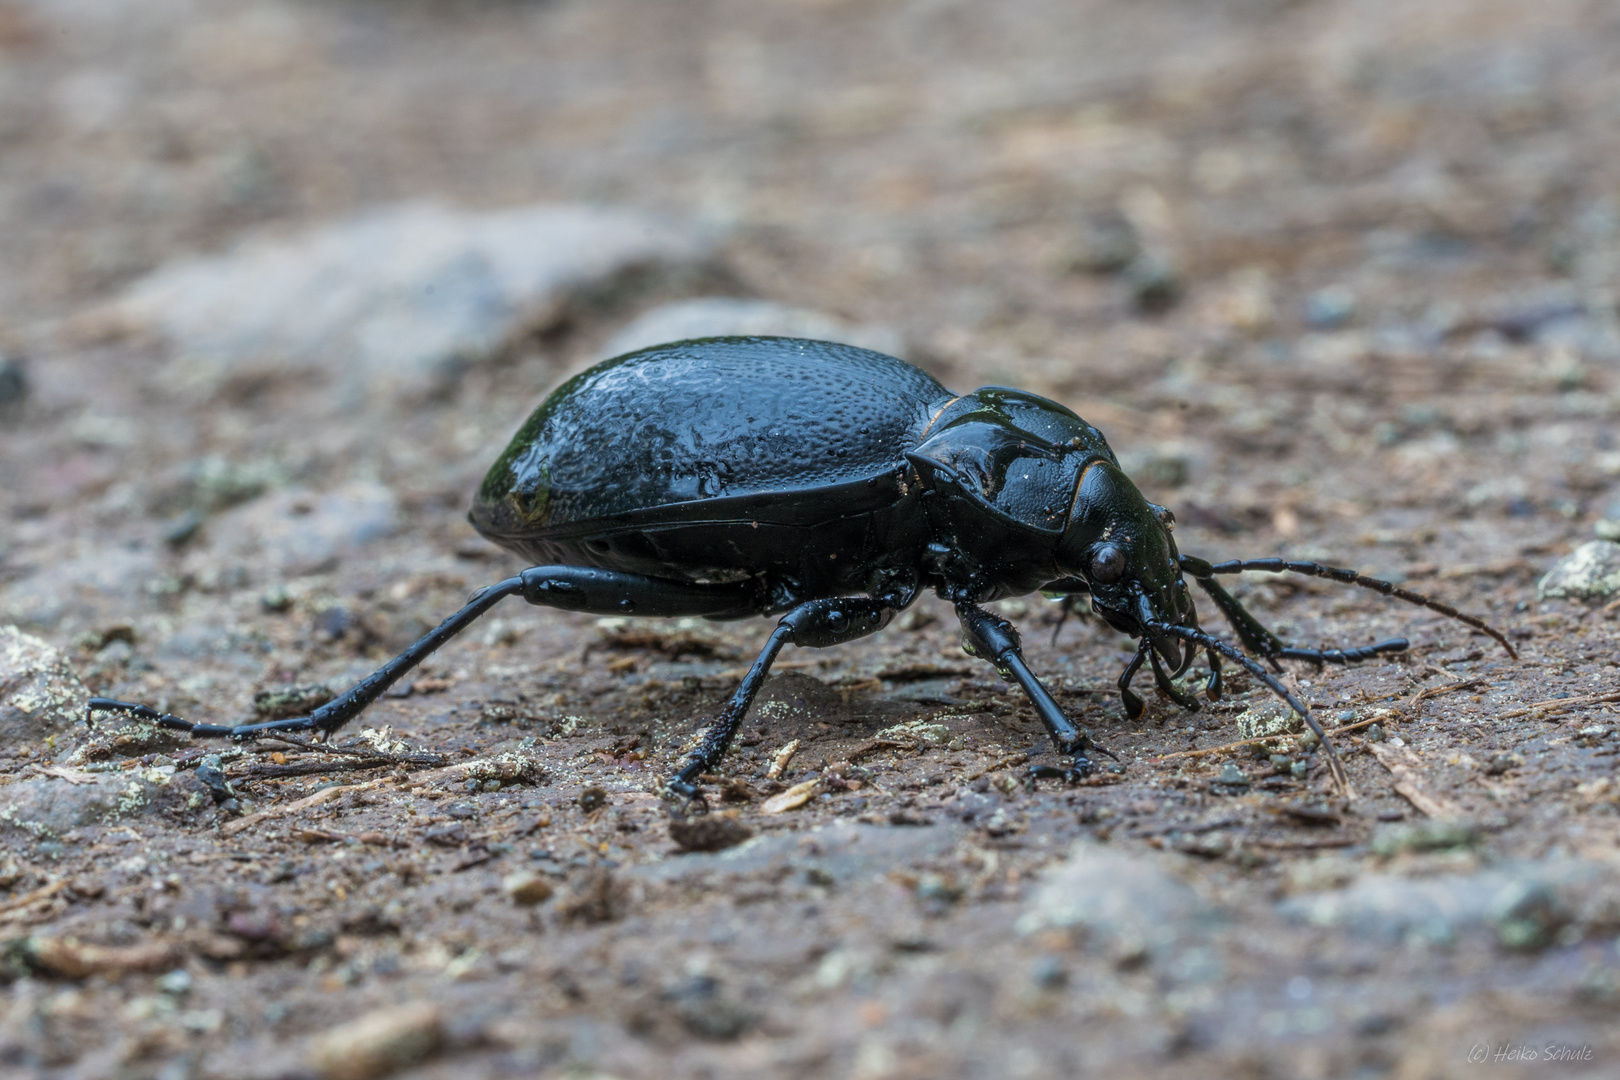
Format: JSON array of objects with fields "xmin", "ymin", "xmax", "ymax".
[{"xmin": 88, "ymin": 336, "xmax": 1514, "ymax": 800}]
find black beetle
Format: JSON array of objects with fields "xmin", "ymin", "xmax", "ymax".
[{"xmin": 90, "ymin": 337, "xmax": 1514, "ymax": 799}]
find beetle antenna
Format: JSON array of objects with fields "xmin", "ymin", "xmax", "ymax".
[
  {"xmin": 1186, "ymin": 556, "xmax": 1516, "ymax": 660},
  {"xmin": 1145, "ymin": 620, "xmax": 1349, "ymax": 796}
]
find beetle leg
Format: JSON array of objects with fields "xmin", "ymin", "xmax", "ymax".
[
  {"xmin": 1115, "ymin": 641, "xmax": 1149, "ymax": 720},
  {"xmin": 1048, "ymin": 593, "xmax": 1077, "ymax": 646},
  {"xmin": 1148, "ymin": 646, "xmax": 1200, "ymax": 712},
  {"xmin": 665, "ymin": 625, "xmax": 792, "ymax": 809},
  {"xmin": 1204, "ymin": 646, "xmax": 1223, "ymax": 701},
  {"xmin": 87, "ymin": 576, "xmax": 531, "ymax": 741},
  {"xmin": 665, "ymin": 596, "xmax": 896, "ymax": 808},
  {"xmin": 86, "ymin": 566, "xmax": 762, "ymax": 747},
  {"xmin": 954, "ymin": 601, "xmax": 1113, "ymax": 781},
  {"xmin": 1039, "ymin": 577, "xmax": 1091, "ymax": 646}
]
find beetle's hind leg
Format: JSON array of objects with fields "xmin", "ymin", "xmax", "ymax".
[
  {"xmin": 665, "ymin": 596, "xmax": 897, "ymax": 809},
  {"xmin": 85, "ymin": 566, "xmax": 761, "ymax": 749},
  {"xmin": 86, "ymin": 575, "xmax": 533, "ymax": 743}
]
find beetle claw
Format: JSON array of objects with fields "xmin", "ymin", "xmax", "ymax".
[
  {"xmin": 1028, "ymin": 752, "xmax": 1095, "ymax": 785},
  {"xmin": 661, "ymin": 777, "xmax": 711, "ymax": 814}
]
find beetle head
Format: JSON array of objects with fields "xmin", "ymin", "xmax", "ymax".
[{"xmin": 1057, "ymin": 461, "xmax": 1196, "ymax": 672}]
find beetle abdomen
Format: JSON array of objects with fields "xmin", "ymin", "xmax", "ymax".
[{"xmin": 471, "ymin": 337, "xmax": 951, "ymax": 542}]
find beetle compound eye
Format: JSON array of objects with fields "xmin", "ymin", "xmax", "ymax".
[{"xmin": 1090, "ymin": 545, "xmax": 1125, "ymax": 583}]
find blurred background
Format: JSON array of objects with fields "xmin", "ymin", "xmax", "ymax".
[
  {"xmin": 3, "ymin": 0, "xmax": 1617, "ymax": 531},
  {"xmin": 2, "ymin": 2, "xmax": 1619, "ymax": 1077}
]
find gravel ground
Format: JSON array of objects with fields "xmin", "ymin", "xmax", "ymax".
[{"xmin": 2, "ymin": 1, "xmax": 1620, "ymax": 1078}]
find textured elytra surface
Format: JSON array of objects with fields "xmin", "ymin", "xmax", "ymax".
[{"xmin": 472, "ymin": 337, "xmax": 950, "ymax": 534}]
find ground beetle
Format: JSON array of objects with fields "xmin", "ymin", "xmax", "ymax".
[{"xmin": 90, "ymin": 337, "xmax": 1514, "ymax": 800}]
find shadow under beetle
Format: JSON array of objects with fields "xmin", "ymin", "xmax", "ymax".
[{"xmin": 89, "ymin": 337, "xmax": 1515, "ymax": 801}]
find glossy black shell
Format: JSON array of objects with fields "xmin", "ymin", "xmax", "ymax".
[{"xmin": 471, "ymin": 338, "xmax": 956, "ymax": 607}]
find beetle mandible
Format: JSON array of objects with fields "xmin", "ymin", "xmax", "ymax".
[{"xmin": 88, "ymin": 337, "xmax": 1515, "ymax": 800}]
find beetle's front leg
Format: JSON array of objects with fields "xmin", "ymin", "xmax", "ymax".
[
  {"xmin": 665, "ymin": 596, "xmax": 896, "ymax": 809},
  {"xmin": 953, "ymin": 601, "xmax": 1116, "ymax": 783},
  {"xmin": 1116, "ymin": 641, "xmax": 1148, "ymax": 720},
  {"xmin": 1148, "ymin": 646, "xmax": 1200, "ymax": 713}
]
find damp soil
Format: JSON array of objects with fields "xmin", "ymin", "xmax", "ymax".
[{"xmin": 2, "ymin": 1, "xmax": 1620, "ymax": 1078}]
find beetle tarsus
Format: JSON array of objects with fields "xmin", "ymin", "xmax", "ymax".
[
  {"xmin": 1203, "ymin": 646, "xmax": 1223, "ymax": 700},
  {"xmin": 1029, "ymin": 759, "xmax": 1092, "ymax": 783},
  {"xmin": 1116, "ymin": 641, "xmax": 1149, "ymax": 719},
  {"xmin": 1030, "ymin": 734, "xmax": 1117, "ymax": 783},
  {"xmin": 661, "ymin": 773, "xmax": 710, "ymax": 813}
]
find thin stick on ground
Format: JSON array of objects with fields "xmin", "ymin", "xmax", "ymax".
[{"xmin": 1149, "ymin": 715, "xmax": 1386, "ymax": 765}]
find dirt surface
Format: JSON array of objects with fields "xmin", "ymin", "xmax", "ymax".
[{"xmin": 4, "ymin": 1, "xmax": 1620, "ymax": 1077}]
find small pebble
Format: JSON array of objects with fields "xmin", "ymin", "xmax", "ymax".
[
  {"xmin": 1031, "ymin": 954, "xmax": 1069, "ymax": 989},
  {"xmin": 669, "ymin": 812, "xmax": 753, "ymax": 853},
  {"xmin": 65, "ymin": 876, "xmax": 105, "ymax": 902},
  {"xmin": 156, "ymin": 968, "xmax": 192, "ymax": 996},
  {"xmin": 0, "ymin": 625, "xmax": 91, "ymax": 749},
  {"xmin": 309, "ymin": 1002, "xmax": 444, "ymax": 1080},
  {"xmin": 1490, "ymin": 881, "xmax": 1568, "ymax": 951},
  {"xmin": 260, "ymin": 586, "xmax": 294, "ymax": 613},
  {"xmin": 1372, "ymin": 819, "xmax": 1478, "ymax": 857},
  {"xmin": 1125, "ymin": 251, "xmax": 1180, "ymax": 312},
  {"xmin": 1537, "ymin": 540, "xmax": 1620, "ymax": 601},
  {"xmin": 502, "ymin": 870, "xmax": 555, "ymax": 906},
  {"xmin": 252, "ymin": 683, "xmax": 336, "ymax": 722},
  {"xmin": 1218, "ymin": 763, "xmax": 1249, "ymax": 786},
  {"xmin": 1305, "ymin": 285, "xmax": 1357, "ymax": 329},
  {"xmin": 0, "ymin": 354, "xmax": 28, "ymax": 412},
  {"xmin": 1067, "ymin": 209, "xmax": 1140, "ymax": 274}
]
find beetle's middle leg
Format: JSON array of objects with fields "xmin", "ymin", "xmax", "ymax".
[{"xmin": 666, "ymin": 597, "xmax": 897, "ymax": 807}]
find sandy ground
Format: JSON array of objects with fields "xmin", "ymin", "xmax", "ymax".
[{"xmin": 2, "ymin": 1, "xmax": 1620, "ymax": 1077}]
